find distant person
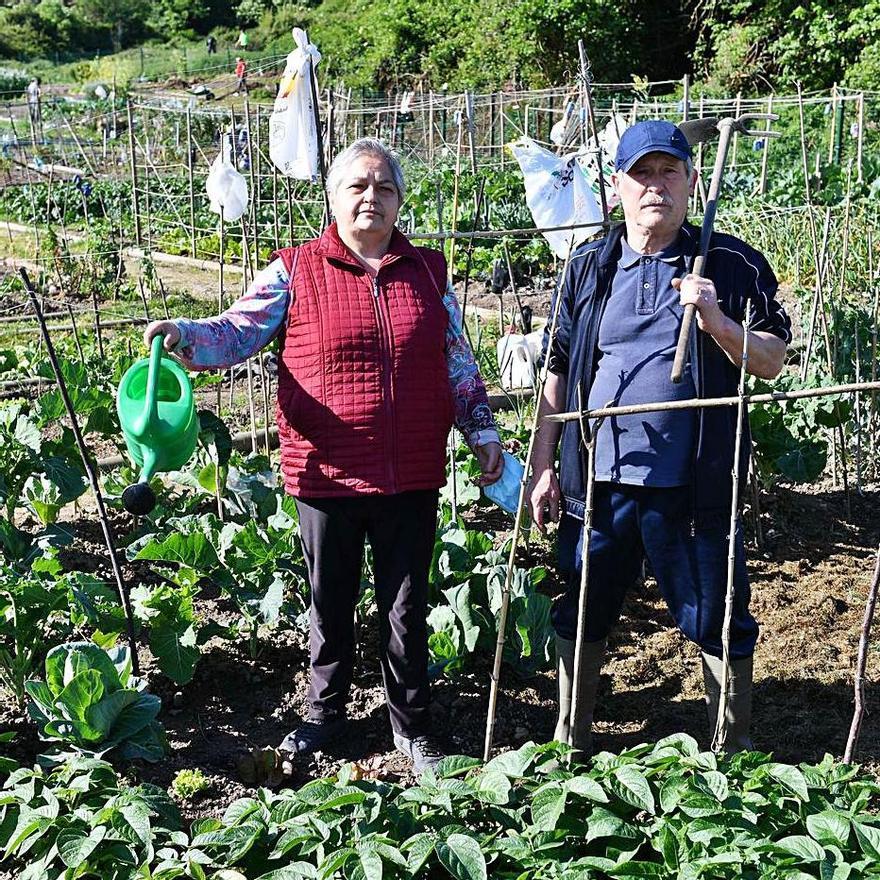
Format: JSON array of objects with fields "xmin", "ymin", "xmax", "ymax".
[
  {"xmin": 234, "ymin": 57, "xmax": 247, "ymax": 95},
  {"xmin": 26, "ymin": 77, "xmax": 42, "ymax": 134},
  {"xmin": 236, "ymin": 29, "xmax": 249, "ymax": 50},
  {"xmin": 206, "ymin": 35, "xmax": 217, "ymax": 55}
]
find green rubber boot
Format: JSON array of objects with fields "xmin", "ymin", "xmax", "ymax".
[
  {"xmin": 554, "ymin": 635, "xmax": 606, "ymax": 756},
  {"xmin": 702, "ymin": 652, "xmax": 754, "ymax": 753}
]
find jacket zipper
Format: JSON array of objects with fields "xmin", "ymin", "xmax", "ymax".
[{"xmin": 370, "ymin": 274, "xmax": 398, "ymax": 493}]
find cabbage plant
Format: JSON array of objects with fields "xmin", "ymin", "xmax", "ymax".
[{"xmin": 24, "ymin": 642, "xmax": 167, "ymax": 762}]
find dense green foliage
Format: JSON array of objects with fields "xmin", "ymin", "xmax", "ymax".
[
  {"xmin": 4, "ymin": 0, "xmax": 880, "ymax": 91},
  {"xmin": 3, "ymin": 737, "xmax": 880, "ymax": 878}
]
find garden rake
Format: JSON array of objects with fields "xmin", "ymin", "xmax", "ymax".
[{"xmin": 670, "ymin": 112, "xmax": 780, "ymax": 383}]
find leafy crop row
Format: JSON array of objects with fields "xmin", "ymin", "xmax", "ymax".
[{"xmin": 3, "ymin": 735, "xmax": 880, "ymax": 879}]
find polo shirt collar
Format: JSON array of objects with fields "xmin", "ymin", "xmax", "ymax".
[{"xmin": 618, "ymin": 231, "xmax": 686, "ymax": 269}]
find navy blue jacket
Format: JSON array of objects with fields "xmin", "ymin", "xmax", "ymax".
[{"xmin": 545, "ymin": 222, "xmax": 791, "ymax": 526}]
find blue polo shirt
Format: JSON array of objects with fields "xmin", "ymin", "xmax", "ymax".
[{"xmin": 588, "ymin": 233, "xmax": 697, "ymax": 486}]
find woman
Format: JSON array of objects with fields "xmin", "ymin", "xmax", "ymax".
[{"xmin": 144, "ymin": 138, "xmax": 503, "ymax": 773}]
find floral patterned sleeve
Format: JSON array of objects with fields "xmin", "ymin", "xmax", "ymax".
[
  {"xmin": 443, "ymin": 284, "xmax": 500, "ymax": 449},
  {"xmin": 171, "ymin": 258, "xmax": 290, "ymax": 371}
]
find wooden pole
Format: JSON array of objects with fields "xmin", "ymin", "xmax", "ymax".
[
  {"xmin": 186, "ymin": 107, "xmax": 196, "ymax": 258},
  {"xmin": 758, "ymin": 94, "xmax": 774, "ymax": 196},
  {"xmin": 856, "ymin": 92, "xmax": 865, "ymax": 184},
  {"xmin": 483, "ymin": 244, "xmax": 575, "ymax": 761},
  {"xmin": 126, "ymin": 100, "xmax": 142, "ymax": 247},
  {"xmin": 844, "ymin": 543, "xmax": 880, "ymax": 763},
  {"xmin": 712, "ymin": 308, "xmax": 751, "ymax": 753}
]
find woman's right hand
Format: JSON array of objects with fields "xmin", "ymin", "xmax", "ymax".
[{"xmin": 143, "ymin": 320, "xmax": 181, "ymax": 352}]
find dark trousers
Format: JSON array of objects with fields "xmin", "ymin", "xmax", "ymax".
[
  {"xmin": 294, "ymin": 489, "xmax": 439, "ymax": 736},
  {"xmin": 554, "ymin": 483, "xmax": 758, "ymax": 659}
]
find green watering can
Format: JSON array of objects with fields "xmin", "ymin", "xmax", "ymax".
[{"xmin": 116, "ymin": 334, "xmax": 199, "ymax": 515}]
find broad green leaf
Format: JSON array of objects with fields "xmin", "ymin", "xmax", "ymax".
[
  {"xmin": 774, "ymin": 835, "xmax": 827, "ymax": 862},
  {"xmin": 436, "ymin": 833, "xmax": 487, "ymax": 880},
  {"xmin": 57, "ymin": 669, "xmax": 105, "ymax": 724},
  {"xmin": 530, "ymin": 784, "xmax": 567, "ymax": 831},
  {"xmin": 566, "ymin": 775, "xmax": 610, "ymax": 803},
  {"xmin": 768, "ymin": 763, "xmax": 810, "ymax": 801},
  {"xmin": 443, "ymin": 583, "xmax": 480, "ymax": 652},
  {"xmin": 57, "ymin": 825, "xmax": 105, "ymax": 868},
  {"xmin": 702, "ymin": 770, "xmax": 729, "ymax": 802},
  {"xmin": 357, "ymin": 846, "xmax": 383, "ymax": 880},
  {"xmin": 585, "ymin": 807, "xmax": 641, "ymax": 843},
  {"xmin": 259, "ymin": 576, "xmax": 285, "ymax": 626},
  {"xmin": 853, "ymin": 821, "xmax": 880, "ymax": 860},
  {"xmin": 807, "ymin": 811, "xmax": 850, "ymax": 849},
  {"xmin": 656, "ymin": 822, "xmax": 678, "ymax": 870},
  {"xmin": 108, "ymin": 692, "xmax": 162, "ymax": 743},
  {"xmin": 608, "ymin": 862, "xmax": 669, "ymax": 877},
  {"xmin": 610, "ymin": 765, "xmax": 656, "ymax": 814},
  {"xmin": 436, "ymin": 755, "xmax": 482, "ymax": 778},
  {"xmin": 85, "ymin": 689, "xmax": 140, "ymax": 737},
  {"xmin": 136, "ymin": 532, "xmax": 220, "ymax": 573},
  {"xmin": 654, "ymin": 732, "xmax": 699, "ymax": 757},
  {"xmin": 150, "ymin": 623, "xmax": 200, "ymax": 685},
  {"xmin": 475, "ymin": 769, "xmax": 511, "ymax": 805}
]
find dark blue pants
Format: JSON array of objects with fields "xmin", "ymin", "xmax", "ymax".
[{"xmin": 554, "ymin": 483, "xmax": 758, "ymax": 659}]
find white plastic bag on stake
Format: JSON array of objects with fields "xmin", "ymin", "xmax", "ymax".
[
  {"xmin": 269, "ymin": 27, "xmax": 321, "ymax": 181},
  {"xmin": 509, "ymin": 137, "xmax": 602, "ymax": 258},
  {"xmin": 205, "ymin": 137, "xmax": 249, "ymax": 222}
]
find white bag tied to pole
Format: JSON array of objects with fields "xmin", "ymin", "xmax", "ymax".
[
  {"xmin": 510, "ymin": 137, "xmax": 603, "ymax": 258},
  {"xmin": 206, "ymin": 136, "xmax": 249, "ymax": 222},
  {"xmin": 510, "ymin": 114, "xmax": 629, "ymax": 257},
  {"xmin": 269, "ymin": 27, "xmax": 322, "ymax": 181}
]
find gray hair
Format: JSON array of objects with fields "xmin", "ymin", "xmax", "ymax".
[{"xmin": 326, "ymin": 138, "xmax": 406, "ymax": 203}]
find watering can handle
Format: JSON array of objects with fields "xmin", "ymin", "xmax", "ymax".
[{"xmin": 139, "ymin": 334, "xmax": 165, "ymax": 434}]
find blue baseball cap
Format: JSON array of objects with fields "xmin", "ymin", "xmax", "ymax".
[{"xmin": 615, "ymin": 120, "xmax": 692, "ymax": 172}]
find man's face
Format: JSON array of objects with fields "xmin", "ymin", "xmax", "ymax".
[
  {"xmin": 612, "ymin": 152, "xmax": 695, "ymax": 240},
  {"xmin": 332, "ymin": 153, "xmax": 401, "ymax": 241}
]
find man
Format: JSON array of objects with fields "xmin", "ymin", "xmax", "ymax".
[{"xmin": 528, "ymin": 120, "xmax": 791, "ymax": 755}]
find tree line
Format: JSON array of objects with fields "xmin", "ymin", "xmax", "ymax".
[{"xmin": 1, "ymin": 0, "xmax": 879, "ymax": 93}]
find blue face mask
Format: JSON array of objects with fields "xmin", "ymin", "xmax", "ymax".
[{"xmin": 482, "ymin": 451, "xmax": 526, "ymax": 516}]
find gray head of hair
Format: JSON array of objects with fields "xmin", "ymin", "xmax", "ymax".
[{"xmin": 326, "ymin": 138, "xmax": 405, "ymax": 205}]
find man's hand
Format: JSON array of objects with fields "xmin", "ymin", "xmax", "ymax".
[
  {"xmin": 474, "ymin": 441, "xmax": 504, "ymax": 486},
  {"xmin": 528, "ymin": 464, "xmax": 561, "ymax": 535},
  {"xmin": 672, "ymin": 273, "xmax": 725, "ymax": 336},
  {"xmin": 143, "ymin": 320, "xmax": 181, "ymax": 352}
]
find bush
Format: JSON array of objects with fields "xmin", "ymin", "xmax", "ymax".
[{"xmin": 0, "ymin": 66, "xmax": 31, "ymax": 100}]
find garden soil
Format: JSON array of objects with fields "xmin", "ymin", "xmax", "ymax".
[{"xmin": 2, "ymin": 479, "xmax": 878, "ymax": 826}]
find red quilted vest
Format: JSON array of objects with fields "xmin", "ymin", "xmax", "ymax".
[{"xmin": 273, "ymin": 223, "xmax": 454, "ymax": 497}]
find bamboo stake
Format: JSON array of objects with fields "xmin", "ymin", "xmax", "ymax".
[
  {"xmin": 712, "ymin": 307, "xmax": 751, "ymax": 753},
  {"xmin": 258, "ymin": 353, "xmax": 272, "ymax": 462},
  {"xmin": 569, "ymin": 387, "xmax": 609, "ymax": 753},
  {"xmin": 186, "ymin": 106, "xmax": 196, "ymax": 258},
  {"xmin": 447, "ymin": 109, "xmax": 465, "ymax": 283},
  {"xmin": 126, "ymin": 100, "xmax": 142, "ymax": 248},
  {"xmin": 20, "ymin": 268, "xmax": 139, "ymax": 674},
  {"xmin": 246, "ymin": 357, "xmax": 258, "ymax": 454},
  {"xmin": 856, "ymin": 92, "xmax": 864, "ymax": 184},
  {"xmin": 578, "ymin": 42, "xmax": 609, "ymax": 225},
  {"xmin": 547, "ymin": 381, "xmax": 880, "ymax": 423},
  {"xmin": 758, "ymin": 95, "xmax": 773, "ymax": 196},
  {"xmin": 843, "ymin": 543, "xmax": 880, "ymax": 763},
  {"xmin": 464, "ymin": 91, "xmax": 477, "ymax": 173},
  {"xmin": 65, "ymin": 304, "xmax": 85, "ymax": 364},
  {"xmin": 483, "ymin": 243, "xmax": 575, "ymax": 762}
]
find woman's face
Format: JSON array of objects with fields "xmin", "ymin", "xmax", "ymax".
[{"xmin": 332, "ymin": 152, "xmax": 401, "ymax": 244}]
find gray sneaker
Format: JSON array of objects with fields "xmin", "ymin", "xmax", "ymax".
[
  {"xmin": 279, "ymin": 717, "xmax": 346, "ymax": 756},
  {"xmin": 393, "ymin": 732, "xmax": 446, "ymax": 774}
]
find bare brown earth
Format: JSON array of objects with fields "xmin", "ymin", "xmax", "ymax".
[
  {"xmin": 1, "ymin": 477, "xmax": 878, "ymax": 827},
  {"xmin": 0, "ymin": 253, "xmax": 877, "ymax": 831}
]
